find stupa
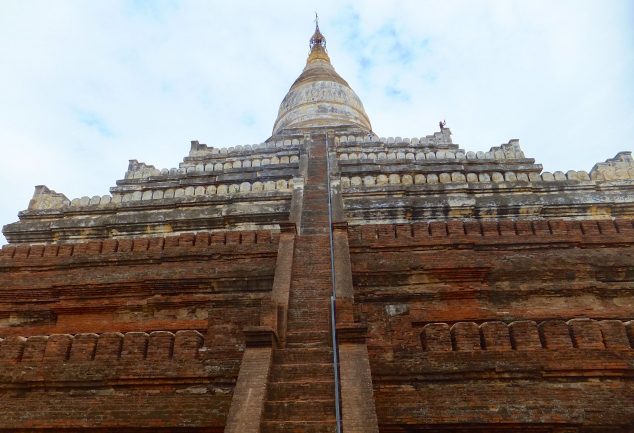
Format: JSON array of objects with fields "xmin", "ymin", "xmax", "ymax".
[{"xmin": 1, "ymin": 20, "xmax": 633, "ymax": 433}]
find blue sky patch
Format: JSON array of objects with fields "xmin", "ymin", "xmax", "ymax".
[
  {"xmin": 76, "ymin": 110, "xmax": 114, "ymax": 137},
  {"xmin": 126, "ymin": 0, "xmax": 181, "ymax": 20},
  {"xmin": 241, "ymin": 112, "xmax": 256, "ymax": 127},
  {"xmin": 385, "ymin": 84, "xmax": 410, "ymax": 102}
]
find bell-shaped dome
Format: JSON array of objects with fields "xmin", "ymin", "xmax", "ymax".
[{"xmin": 272, "ymin": 22, "xmax": 372, "ymax": 136}]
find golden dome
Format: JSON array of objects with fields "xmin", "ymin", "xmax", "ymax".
[{"xmin": 271, "ymin": 22, "xmax": 372, "ymax": 136}]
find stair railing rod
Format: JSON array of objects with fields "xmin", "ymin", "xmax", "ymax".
[{"xmin": 325, "ymin": 132, "xmax": 343, "ymax": 433}]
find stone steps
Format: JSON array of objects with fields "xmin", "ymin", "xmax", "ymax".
[
  {"xmin": 260, "ymin": 140, "xmax": 337, "ymax": 431},
  {"xmin": 287, "ymin": 305, "xmax": 330, "ymax": 317},
  {"xmin": 270, "ymin": 362, "xmax": 334, "ymax": 382},
  {"xmin": 285, "ymin": 319, "xmax": 331, "ymax": 332},
  {"xmin": 273, "ymin": 347, "xmax": 332, "ymax": 364},
  {"xmin": 261, "ymin": 420, "xmax": 337, "ymax": 433},
  {"xmin": 264, "ymin": 399, "xmax": 336, "ymax": 422},
  {"xmin": 267, "ymin": 381, "xmax": 335, "ymax": 400},
  {"xmin": 286, "ymin": 302, "xmax": 330, "ymax": 312},
  {"xmin": 289, "ymin": 259, "xmax": 330, "ymax": 267},
  {"xmin": 286, "ymin": 298, "xmax": 330, "ymax": 306},
  {"xmin": 285, "ymin": 330, "xmax": 330, "ymax": 342},
  {"xmin": 288, "ymin": 288, "xmax": 331, "ymax": 295}
]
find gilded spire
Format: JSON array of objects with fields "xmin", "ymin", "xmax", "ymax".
[
  {"xmin": 308, "ymin": 13, "xmax": 330, "ymax": 63},
  {"xmin": 271, "ymin": 14, "xmax": 372, "ymax": 135}
]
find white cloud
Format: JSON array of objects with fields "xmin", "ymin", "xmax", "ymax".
[{"xmin": 1, "ymin": 0, "xmax": 633, "ymax": 243}]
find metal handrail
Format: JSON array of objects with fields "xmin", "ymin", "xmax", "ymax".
[{"xmin": 325, "ymin": 132, "xmax": 343, "ymax": 433}]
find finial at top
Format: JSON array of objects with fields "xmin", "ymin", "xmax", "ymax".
[{"xmin": 309, "ymin": 12, "xmax": 326, "ymax": 51}]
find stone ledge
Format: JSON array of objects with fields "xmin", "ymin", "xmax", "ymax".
[
  {"xmin": 244, "ymin": 326, "xmax": 278, "ymax": 348},
  {"xmin": 0, "ymin": 229, "xmax": 281, "ymax": 261},
  {"xmin": 348, "ymin": 219, "xmax": 634, "ymax": 247},
  {"xmin": 0, "ymin": 330, "xmax": 205, "ymax": 364},
  {"xmin": 417, "ymin": 319, "xmax": 634, "ymax": 352},
  {"xmin": 337, "ymin": 323, "xmax": 368, "ymax": 344}
]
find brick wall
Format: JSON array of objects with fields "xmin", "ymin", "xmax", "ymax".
[
  {"xmin": 0, "ymin": 230, "xmax": 280, "ymax": 431},
  {"xmin": 349, "ymin": 219, "xmax": 634, "ymax": 431}
]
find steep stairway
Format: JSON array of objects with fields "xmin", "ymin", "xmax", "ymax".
[{"xmin": 261, "ymin": 136, "xmax": 338, "ymax": 433}]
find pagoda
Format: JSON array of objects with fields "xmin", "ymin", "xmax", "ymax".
[{"xmin": 1, "ymin": 21, "xmax": 633, "ymax": 433}]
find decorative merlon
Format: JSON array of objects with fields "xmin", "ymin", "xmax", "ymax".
[
  {"xmin": 28, "ymin": 185, "xmax": 70, "ymax": 210},
  {"xmin": 487, "ymin": 139, "xmax": 525, "ymax": 159},
  {"xmin": 590, "ymin": 151, "xmax": 634, "ymax": 180},
  {"xmin": 125, "ymin": 160, "xmax": 162, "ymax": 179}
]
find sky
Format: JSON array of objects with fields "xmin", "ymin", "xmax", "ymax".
[{"xmin": 1, "ymin": 0, "xmax": 633, "ymax": 244}]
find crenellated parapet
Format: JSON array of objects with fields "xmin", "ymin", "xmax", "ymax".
[
  {"xmin": 124, "ymin": 140, "xmax": 303, "ymax": 180},
  {"xmin": 7, "ymin": 182, "xmax": 295, "ymax": 243},
  {"xmin": 335, "ymin": 128, "xmax": 454, "ymax": 148},
  {"xmin": 187, "ymin": 138, "xmax": 303, "ymax": 157},
  {"xmin": 7, "ymin": 131, "xmax": 634, "ymax": 243},
  {"xmin": 0, "ymin": 229, "xmax": 279, "ymax": 260},
  {"xmin": 0, "ymin": 328, "xmax": 236, "ymax": 430},
  {"xmin": 421, "ymin": 318, "xmax": 634, "ymax": 352},
  {"xmin": 27, "ymin": 139, "xmax": 304, "ymax": 212},
  {"xmin": 337, "ymin": 146, "xmax": 525, "ymax": 162},
  {"xmin": 108, "ymin": 139, "xmax": 303, "ymax": 204},
  {"xmin": 80, "ymin": 178, "xmax": 293, "ymax": 206},
  {"xmin": 0, "ymin": 330, "xmax": 204, "ymax": 363},
  {"xmin": 5, "ymin": 137, "xmax": 308, "ymax": 243},
  {"xmin": 334, "ymin": 136, "xmax": 540, "ymax": 185},
  {"xmin": 332, "ymin": 130, "xmax": 634, "ymax": 222},
  {"xmin": 27, "ymin": 178, "xmax": 296, "ymax": 210},
  {"xmin": 334, "ymin": 133, "xmax": 634, "ymax": 186},
  {"xmin": 340, "ymin": 169, "xmax": 595, "ymax": 187},
  {"xmin": 347, "ymin": 219, "xmax": 634, "ymax": 248}
]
